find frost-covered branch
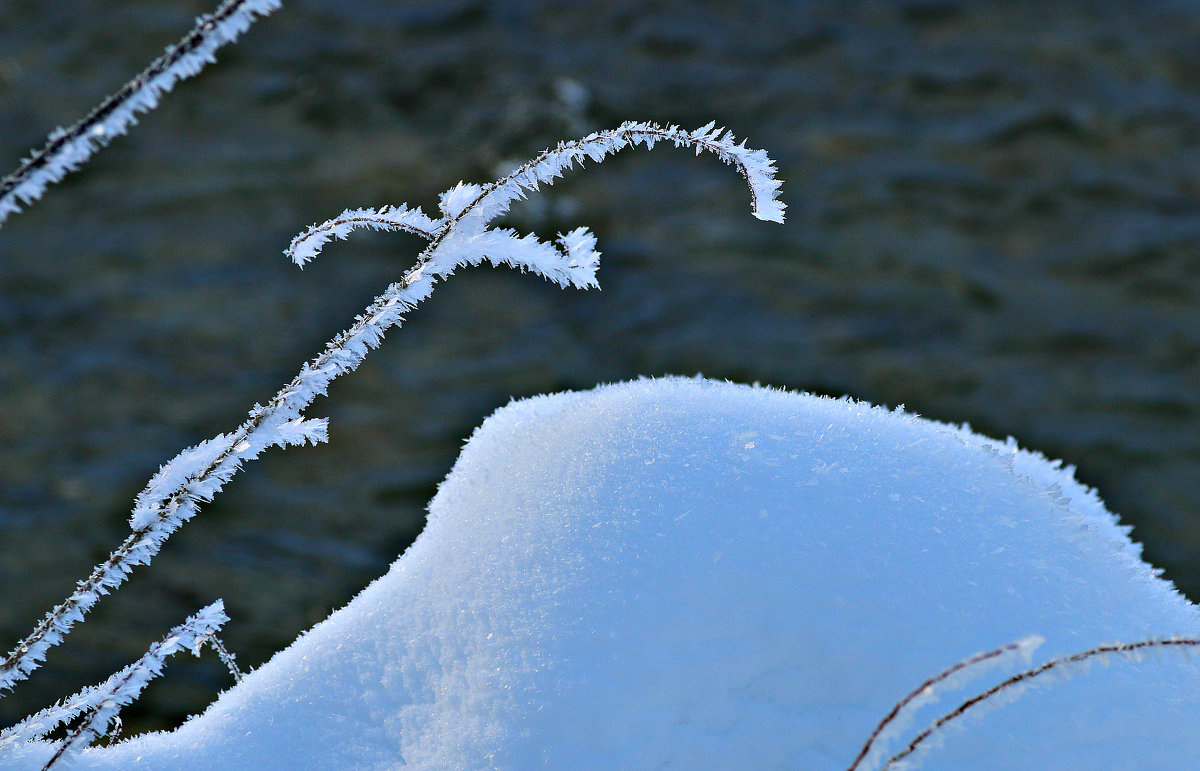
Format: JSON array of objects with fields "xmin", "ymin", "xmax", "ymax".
[
  {"xmin": 883, "ymin": 636, "xmax": 1200, "ymax": 770},
  {"xmin": 0, "ymin": 612, "xmax": 237, "ymax": 755},
  {"xmin": 0, "ymin": 122, "xmax": 782, "ymax": 702},
  {"xmin": 847, "ymin": 636, "xmax": 1042, "ymax": 771},
  {"xmin": 0, "ymin": 419, "xmax": 326, "ymax": 696},
  {"xmin": 286, "ymin": 121, "xmax": 786, "ymax": 270},
  {"xmin": 3, "ymin": 602, "xmax": 228, "ymax": 770},
  {"xmin": 0, "ymin": 0, "xmax": 281, "ymax": 228},
  {"xmin": 476, "ymin": 121, "xmax": 787, "ymax": 225}
]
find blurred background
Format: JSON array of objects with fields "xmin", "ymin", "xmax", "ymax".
[{"xmin": 1, "ymin": 0, "xmax": 1199, "ymax": 734}]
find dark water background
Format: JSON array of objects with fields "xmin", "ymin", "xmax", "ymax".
[{"xmin": 1, "ymin": 0, "xmax": 1199, "ymax": 734}]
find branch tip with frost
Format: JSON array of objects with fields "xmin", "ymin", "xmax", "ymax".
[
  {"xmin": 202, "ymin": 634, "xmax": 245, "ymax": 684},
  {"xmin": 286, "ymin": 121, "xmax": 784, "ymax": 273},
  {"xmin": 287, "ymin": 205, "xmax": 439, "ymax": 267}
]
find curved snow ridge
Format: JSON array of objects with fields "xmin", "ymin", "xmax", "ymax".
[
  {"xmin": 11, "ymin": 377, "xmax": 1200, "ymax": 770},
  {"xmin": 931, "ymin": 414, "xmax": 1190, "ymax": 615}
]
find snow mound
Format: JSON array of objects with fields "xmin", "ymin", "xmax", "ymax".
[{"xmin": 11, "ymin": 378, "xmax": 1200, "ymax": 769}]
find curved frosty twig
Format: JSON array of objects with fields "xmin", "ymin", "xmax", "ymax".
[
  {"xmin": 288, "ymin": 205, "xmax": 439, "ymax": 267},
  {"xmin": 287, "ymin": 120, "xmax": 787, "ymax": 268},
  {"xmin": 0, "ymin": 0, "xmax": 281, "ymax": 228}
]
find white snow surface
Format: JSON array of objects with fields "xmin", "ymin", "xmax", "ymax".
[{"xmin": 9, "ymin": 377, "xmax": 1200, "ymax": 769}]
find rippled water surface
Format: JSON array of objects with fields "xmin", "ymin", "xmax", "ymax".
[{"xmin": 2, "ymin": 0, "xmax": 1199, "ymax": 732}]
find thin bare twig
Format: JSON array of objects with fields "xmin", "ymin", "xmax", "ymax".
[
  {"xmin": 847, "ymin": 637, "xmax": 1040, "ymax": 771},
  {"xmin": 884, "ymin": 637, "xmax": 1200, "ymax": 769}
]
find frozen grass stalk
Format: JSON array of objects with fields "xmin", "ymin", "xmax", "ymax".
[
  {"xmin": 0, "ymin": 121, "xmax": 784, "ymax": 731},
  {"xmin": 0, "ymin": 0, "xmax": 282, "ymax": 228}
]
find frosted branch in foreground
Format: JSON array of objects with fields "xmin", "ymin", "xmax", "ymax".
[
  {"xmin": 0, "ymin": 0, "xmax": 281, "ymax": 228},
  {"xmin": 0, "ymin": 122, "xmax": 782, "ymax": 705},
  {"xmin": 0, "ymin": 417, "xmax": 327, "ymax": 696},
  {"xmin": 847, "ymin": 635, "xmax": 1042, "ymax": 771},
  {"xmin": 2, "ymin": 602, "xmax": 228, "ymax": 770},
  {"xmin": 883, "ymin": 636, "xmax": 1200, "ymax": 770},
  {"xmin": 0, "ymin": 621, "xmax": 239, "ymax": 755}
]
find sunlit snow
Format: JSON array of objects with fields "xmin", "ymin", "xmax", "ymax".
[{"xmin": 9, "ymin": 377, "xmax": 1200, "ymax": 769}]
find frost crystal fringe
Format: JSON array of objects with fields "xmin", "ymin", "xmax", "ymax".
[
  {"xmin": 0, "ymin": 0, "xmax": 281, "ymax": 228},
  {"xmin": 883, "ymin": 636, "xmax": 1200, "ymax": 770},
  {"xmin": 0, "ymin": 614, "xmax": 237, "ymax": 753},
  {"xmin": 0, "ymin": 122, "xmax": 782, "ymax": 703},
  {"xmin": 847, "ymin": 635, "xmax": 1042, "ymax": 771},
  {"xmin": 287, "ymin": 120, "xmax": 786, "ymax": 269},
  {"xmin": 288, "ymin": 205, "xmax": 439, "ymax": 267},
  {"xmin": 18, "ymin": 602, "xmax": 228, "ymax": 770}
]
